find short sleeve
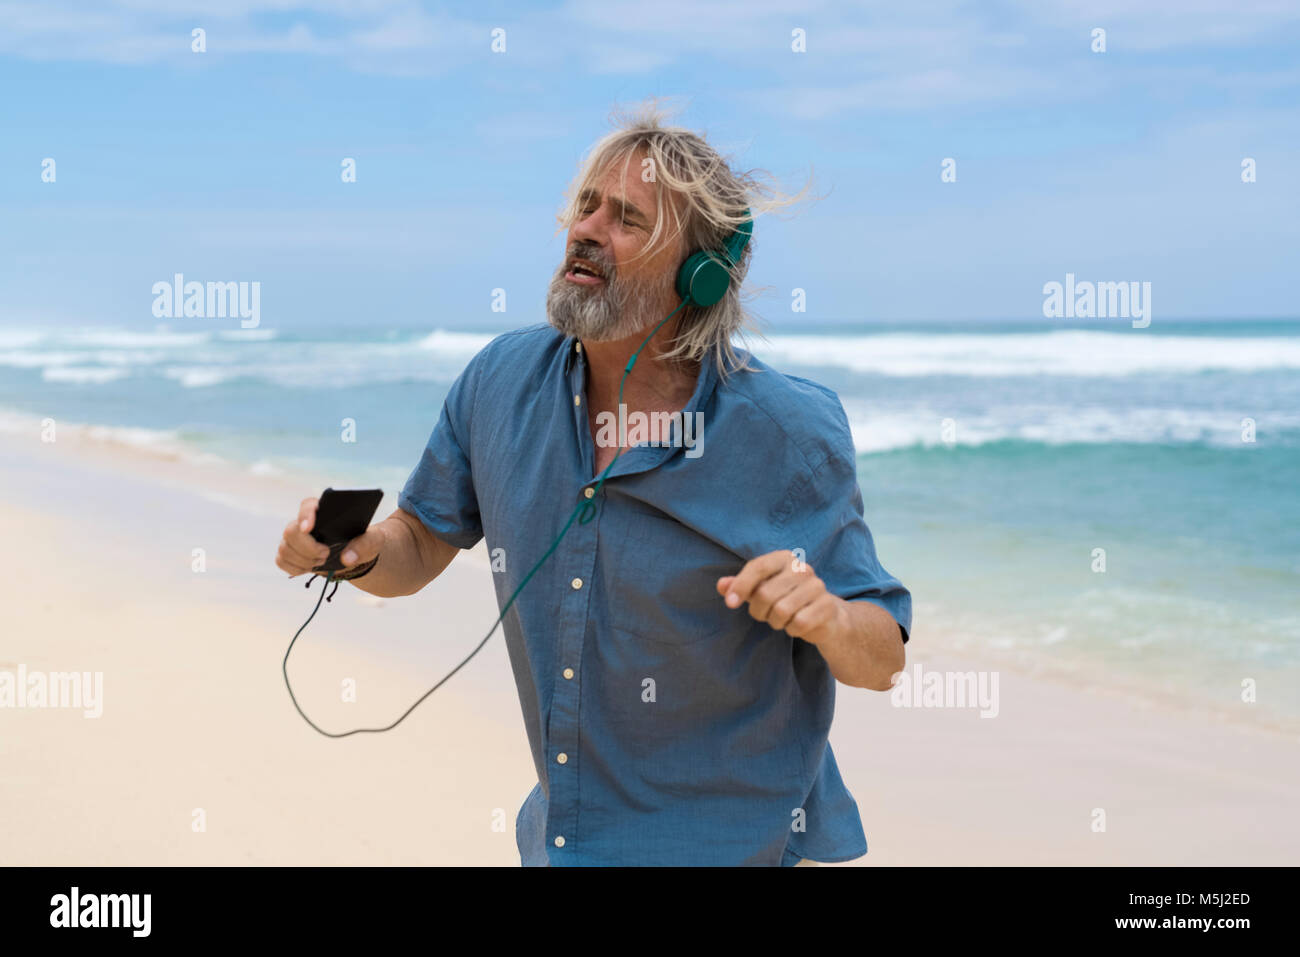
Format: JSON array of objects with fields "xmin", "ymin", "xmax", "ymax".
[
  {"xmin": 779, "ymin": 406, "xmax": 912, "ymax": 644},
  {"xmin": 397, "ymin": 364, "xmax": 484, "ymax": 550}
]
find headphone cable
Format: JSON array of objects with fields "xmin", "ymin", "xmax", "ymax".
[{"xmin": 283, "ymin": 300, "xmax": 688, "ymax": 737}]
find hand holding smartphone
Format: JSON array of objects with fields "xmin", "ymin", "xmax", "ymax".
[{"xmin": 310, "ymin": 487, "xmax": 384, "ymax": 574}]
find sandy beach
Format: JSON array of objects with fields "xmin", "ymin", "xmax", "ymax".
[{"xmin": 1, "ymin": 424, "xmax": 1297, "ymax": 866}]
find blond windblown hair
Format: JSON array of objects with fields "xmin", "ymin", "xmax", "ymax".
[{"xmin": 555, "ymin": 100, "xmax": 813, "ymax": 376}]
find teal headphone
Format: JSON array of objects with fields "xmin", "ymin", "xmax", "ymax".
[
  {"xmin": 676, "ymin": 211, "xmax": 753, "ymax": 307},
  {"xmin": 285, "ymin": 210, "xmax": 755, "ymax": 738}
]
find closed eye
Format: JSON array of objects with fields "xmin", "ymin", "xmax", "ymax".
[{"xmin": 577, "ymin": 194, "xmax": 647, "ymax": 230}]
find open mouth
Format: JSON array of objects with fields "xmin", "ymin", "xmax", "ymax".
[{"xmin": 565, "ymin": 259, "xmax": 607, "ymax": 285}]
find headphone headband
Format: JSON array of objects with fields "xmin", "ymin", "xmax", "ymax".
[{"xmin": 723, "ymin": 213, "xmax": 753, "ymax": 266}]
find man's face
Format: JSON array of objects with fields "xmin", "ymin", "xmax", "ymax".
[{"xmin": 546, "ymin": 155, "xmax": 683, "ymax": 342}]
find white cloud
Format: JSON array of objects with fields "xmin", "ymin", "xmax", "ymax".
[{"xmin": 1, "ymin": 0, "xmax": 1297, "ymax": 98}]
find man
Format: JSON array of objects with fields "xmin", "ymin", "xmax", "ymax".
[{"xmin": 275, "ymin": 105, "xmax": 911, "ymax": 866}]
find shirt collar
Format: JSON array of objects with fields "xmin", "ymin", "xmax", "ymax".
[
  {"xmin": 563, "ymin": 331, "xmax": 719, "ymax": 408},
  {"xmin": 562, "ymin": 329, "xmax": 720, "ymax": 383}
]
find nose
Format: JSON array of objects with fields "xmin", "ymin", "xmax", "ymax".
[{"xmin": 569, "ymin": 203, "xmax": 612, "ymax": 256}]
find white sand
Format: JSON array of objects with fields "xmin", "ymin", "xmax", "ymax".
[{"xmin": 1, "ymin": 428, "xmax": 1297, "ymax": 865}]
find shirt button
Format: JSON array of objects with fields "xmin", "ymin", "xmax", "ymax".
[
  {"xmin": 563, "ymin": 668, "xmax": 574, "ymax": 680},
  {"xmin": 574, "ymin": 394, "xmax": 581, "ymax": 407},
  {"xmin": 556, "ymin": 753, "xmax": 568, "ymax": 765},
  {"xmin": 554, "ymin": 835, "xmax": 566, "ymax": 848},
  {"xmin": 575, "ymin": 342, "xmax": 582, "ymax": 354},
  {"xmin": 571, "ymin": 577, "xmax": 583, "ymax": 590},
  {"xmin": 583, "ymin": 487, "xmax": 595, "ymax": 499}
]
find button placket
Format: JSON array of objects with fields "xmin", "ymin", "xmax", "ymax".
[{"xmin": 544, "ymin": 474, "xmax": 601, "ymax": 859}]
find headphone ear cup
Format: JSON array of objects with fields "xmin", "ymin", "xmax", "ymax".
[{"xmin": 676, "ymin": 251, "xmax": 731, "ymax": 308}]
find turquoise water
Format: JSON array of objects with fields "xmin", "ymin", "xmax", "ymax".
[{"xmin": 5, "ymin": 319, "xmax": 1298, "ymax": 727}]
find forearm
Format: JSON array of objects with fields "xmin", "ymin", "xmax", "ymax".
[
  {"xmin": 814, "ymin": 598, "xmax": 906, "ymax": 691},
  {"xmin": 346, "ymin": 509, "xmax": 457, "ymax": 598}
]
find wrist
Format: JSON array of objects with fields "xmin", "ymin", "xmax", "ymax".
[
  {"xmin": 333, "ymin": 554, "xmax": 378, "ymax": 581},
  {"xmin": 817, "ymin": 596, "xmax": 853, "ymax": 648}
]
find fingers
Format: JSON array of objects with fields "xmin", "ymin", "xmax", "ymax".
[
  {"xmin": 719, "ymin": 549, "xmax": 832, "ymax": 637},
  {"xmin": 762, "ymin": 577, "xmax": 826, "ymax": 632},
  {"xmin": 297, "ymin": 497, "xmax": 318, "ymax": 534},
  {"xmin": 286, "ymin": 499, "xmax": 322, "ymax": 556},
  {"xmin": 276, "ymin": 497, "xmax": 328, "ymax": 576},
  {"xmin": 785, "ymin": 594, "xmax": 841, "ymax": 642},
  {"xmin": 276, "ymin": 535, "xmax": 323, "ymax": 577},
  {"xmin": 283, "ymin": 516, "xmax": 327, "ymax": 563},
  {"xmin": 746, "ymin": 572, "xmax": 804, "ymax": 623},
  {"xmin": 720, "ymin": 550, "xmax": 790, "ymax": 608},
  {"xmin": 339, "ymin": 525, "xmax": 385, "ymax": 567}
]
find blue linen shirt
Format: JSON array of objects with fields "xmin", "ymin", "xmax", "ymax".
[{"xmin": 399, "ymin": 323, "xmax": 911, "ymax": 866}]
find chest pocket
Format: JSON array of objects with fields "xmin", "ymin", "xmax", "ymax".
[{"xmin": 599, "ymin": 499, "xmax": 743, "ymax": 645}]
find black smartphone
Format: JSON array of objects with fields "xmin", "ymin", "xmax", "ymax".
[{"xmin": 311, "ymin": 487, "xmax": 384, "ymax": 571}]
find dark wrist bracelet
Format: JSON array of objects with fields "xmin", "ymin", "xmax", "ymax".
[
  {"xmin": 330, "ymin": 555, "xmax": 379, "ymax": 581},
  {"xmin": 311, "ymin": 542, "xmax": 380, "ymax": 582}
]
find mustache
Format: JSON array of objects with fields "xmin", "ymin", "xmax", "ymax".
[{"xmin": 565, "ymin": 243, "xmax": 615, "ymax": 279}]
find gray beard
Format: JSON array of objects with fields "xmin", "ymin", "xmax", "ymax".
[{"xmin": 545, "ymin": 261, "xmax": 673, "ymax": 342}]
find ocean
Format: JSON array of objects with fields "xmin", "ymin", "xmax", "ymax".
[{"xmin": 5, "ymin": 318, "xmax": 1298, "ymax": 730}]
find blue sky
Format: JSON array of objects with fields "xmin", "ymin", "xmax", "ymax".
[{"xmin": 1, "ymin": 0, "xmax": 1297, "ymax": 330}]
